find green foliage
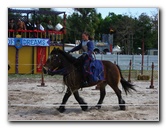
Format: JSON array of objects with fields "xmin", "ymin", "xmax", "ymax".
[
  {"xmin": 66, "ymin": 9, "xmax": 158, "ymax": 55},
  {"xmin": 66, "ymin": 8, "xmax": 100, "ymax": 43},
  {"xmin": 8, "ymin": 8, "xmax": 158, "ymax": 54}
]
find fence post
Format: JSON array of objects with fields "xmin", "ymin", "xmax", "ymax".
[
  {"xmin": 149, "ymin": 62, "xmax": 154, "ymax": 89},
  {"xmin": 132, "ymin": 55, "xmax": 134, "ymax": 70},
  {"xmin": 37, "ymin": 48, "xmax": 47, "ymax": 87},
  {"xmin": 15, "ymin": 48, "xmax": 19, "ymax": 74},
  {"xmin": 128, "ymin": 60, "xmax": 132, "ymax": 82}
]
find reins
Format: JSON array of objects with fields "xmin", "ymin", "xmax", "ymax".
[
  {"xmin": 49, "ymin": 67, "xmax": 68, "ymax": 75},
  {"xmin": 49, "ymin": 53, "xmax": 80, "ymax": 76}
]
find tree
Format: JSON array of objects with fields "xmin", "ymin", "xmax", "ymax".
[
  {"xmin": 134, "ymin": 13, "xmax": 154, "ymax": 53},
  {"xmin": 66, "ymin": 9, "xmax": 158, "ymax": 54},
  {"xmin": 101, "ymin": 13, "xmax": 136, "ymax": 54},
  {"xmin": 66, "ymin": 8, "xmax": 100, "ymax": 43},
  {"xmin": 31, "ymin": 8, "xmax": 63, "ymax": 29}
]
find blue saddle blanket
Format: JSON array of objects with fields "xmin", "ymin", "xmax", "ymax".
[{"xmin": 89, "ymin": 60, "xmax": 105, "ymax": 83}]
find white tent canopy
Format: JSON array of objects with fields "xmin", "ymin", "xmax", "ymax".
[{"xmin": 112, "ymin": 45, "xmax": 121, "ymax": 53}]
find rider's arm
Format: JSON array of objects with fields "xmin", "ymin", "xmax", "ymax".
[{"xmin": 69, "ymin": 42, "xmax": 82, "ymax": 53}]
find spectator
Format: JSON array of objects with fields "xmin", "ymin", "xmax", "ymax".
[
  {"xmin": 46, "ymin": 20, "xmax": 54, "ymax": 30},
  {"xmin": 35, "ymin": 20, "xmax": 44, "ymax": 31},
  {"xmin": 46, "ymin": 20, "xmax": 55, "ymax": 42},
  {"xmin": 25, "ymin": 19, "xmax": 34, "ymax": 30},
  {"xmin": 25, "ymin": 19, "xmax": 34, "ymax": 38},
  {"xmin": 34, "ymin": 20, "xmax": 45, "ymax": 38},
  {"xmin": 17, "ymin": 19, "xmax": 26, "ymax": 37},
  {"xmin": 8, "ymin": 18, "xmax": 16, "ymax": 30},
  {"xmin": 8, "ymin": 18, "xmax": 16, "ymax": 37},
  {"xmin": 17, "ymin": 19, "xmax": 26, "ymax": 30}
]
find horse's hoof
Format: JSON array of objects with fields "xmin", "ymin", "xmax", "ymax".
[
  {"xmin": 119, "ymin": 99, "xmax": 126, "ymax": 110},
  {"xmin": 57, "ymin": 106, "xmax": 66, "ymax": 113},
  {"xmin": 119, "ymin": 106, "xmax": 126, "ymax": 110},
  {"xmin": 81, "ymin": 104, "xmax": 88, "ymax": 111},
  {"xmin": 95, "ymin": 105, "xmax": 101, "ymax": 109}
]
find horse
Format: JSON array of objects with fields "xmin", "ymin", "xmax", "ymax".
[{"xmin": 43, "ymin": 48, "xmax": 136, "ymax": 113}]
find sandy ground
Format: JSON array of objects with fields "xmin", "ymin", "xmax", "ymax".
[{"xmin": 8, "ymin": 76, "xmax": 159, "ymax": 121}]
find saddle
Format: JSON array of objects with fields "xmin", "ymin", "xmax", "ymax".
[{"xmin": 74, "ymin": 54, "xmax": 105, "ymax": 84}]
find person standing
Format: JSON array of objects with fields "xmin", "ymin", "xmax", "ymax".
[
  {"xmin": 8, "ymin": 18, "xmax": 16, "ymax": 37},
  {"xmin": 34, "ymin": 20, "xmax": 45, "ymax": 38},
  {"xmin": 46, "ymin": 20, "xmax": 55, "ymax": 42},
  {"xmin": 16, "ymin": 19, "xmax": 26, "ymax": 37},
  {"xmin": 17, "ymin": 19, "xmax": 26, "ymax": 30}
]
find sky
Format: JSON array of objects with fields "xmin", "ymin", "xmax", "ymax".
[
  {"xmin": 53, "ymin": 7, "xmax": 158, "ymax": 18},
  {"xmin": 11, "ymin": 7, "xmax": 158, "ymax": 19}
]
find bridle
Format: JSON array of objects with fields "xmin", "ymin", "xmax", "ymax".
[{"xmin": 45, "ymin": 53, "xmax": 69, "ymax": 75}]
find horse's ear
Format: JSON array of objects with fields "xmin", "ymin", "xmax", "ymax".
[
  {"xmin": 53, "ymin": 47, "xmax": 59, "ymax": 52},
  {"xmin": 56, "ymin": 48, "xmax": 63, "ymax": 52},
  {"xmin": 51, "ymin": 47, "xmax": 58, "ymax": 54}
]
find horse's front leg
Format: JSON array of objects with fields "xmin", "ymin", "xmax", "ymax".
[
  {"xmin": 73, "ymin": 90, "xmax": 88, "ymax": 111},
  {"xmin": 57, "ymin": 88, "xmax": 72, "ymax": 113}
]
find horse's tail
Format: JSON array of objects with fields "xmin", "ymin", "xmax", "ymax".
[{"xmin": 116, "ymin": 65, "xmax": 136, "ymax": 95}]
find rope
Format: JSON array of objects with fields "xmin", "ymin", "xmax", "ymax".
[{"xmin": 9, "ymin": 103, "xmax": 158, "ymax": 107}]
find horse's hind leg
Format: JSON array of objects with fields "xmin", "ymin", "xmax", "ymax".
[
  {"xmin": 115, "ymin": 88, "xmax": 126, "ymax": 110},
  {"xmin": 107, "ymin": 78, "xmax": 126, "ymax": 110},
  {"xmin": 111, "ymin": 85, "xmax": 126, "ymax": 110},
  {"xmin": 73, "ymin": 91, "xmax": 88, "ymax": 111},
  {"xmin": 95, "ymin": 82, "xmax": 107, "ymax": 109},
  {"xmin": 57, "ymin": 88, "xmax": 72, "ymax": 113}
]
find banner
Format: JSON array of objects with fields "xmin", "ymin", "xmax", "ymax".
[
  {"xmin": 8, "ymin": 38, "xmax": 50, "ymax": 47},
  {"xmin": 14, "ymin": 38, "xmax": 23, "ymax": 49},
  {"xmin": 37, "ymin": 47, "xmax": 46, "ymax": 72}
]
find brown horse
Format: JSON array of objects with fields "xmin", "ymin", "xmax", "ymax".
[{"xmin": 43, "ymin": 48, "xmax": 136, "ymax": 113}]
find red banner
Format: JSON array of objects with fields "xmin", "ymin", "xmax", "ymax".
[{"xmin": 37, "ymin": 47, "xmax": 46, "ymax": 72}]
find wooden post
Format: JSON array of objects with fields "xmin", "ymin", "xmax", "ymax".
[
  {"xmin": 128, "ymin": 60, "xmax": 132, "ymax": 82},
  {"xmin": 149, "ymin": 62, "xmax": 154, "ymax": 89},
  {"xmin": 15, "ymin": 48, "xmax": 19, "ymax": 74},
  {"xmin": 141, "ymin": 39, "xmax": 144, "ymax": 75},
  {"xmin": 37, "ymin": 48, "xmax": 47, "ymax": 87}
]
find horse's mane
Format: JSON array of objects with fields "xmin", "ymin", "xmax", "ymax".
[{"xmin": 52, "ymin": 48, "xmax": 77, "ymax": 63}]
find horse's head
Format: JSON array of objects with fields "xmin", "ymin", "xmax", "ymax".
[{"xmin": 43, "ymin": 48, "xmax": 62, "ymax": 75}]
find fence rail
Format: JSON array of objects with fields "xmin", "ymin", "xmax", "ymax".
[
  {"xmin": 72, "ymin": 54, "xmax": 159, "ymax": 71},
  {"xmin": 8, "ymin": 54, "xmax": 159, "ymax": 80}
]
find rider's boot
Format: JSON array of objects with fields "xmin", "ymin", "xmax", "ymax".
[{"xmin": 81, "ymin": 81, "xmax": 89, "ymax": 87}]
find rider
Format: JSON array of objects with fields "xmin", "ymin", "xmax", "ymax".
[{"xmin": 68, "ymin": 32, "xmax": 94, "ymax": 87}]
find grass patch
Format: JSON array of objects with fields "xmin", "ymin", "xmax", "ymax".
[{"xmin": 8, "ymin": 70, "xmax": 158, "ymax": 80}]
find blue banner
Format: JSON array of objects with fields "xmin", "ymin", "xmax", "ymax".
[
  {"xmin": 14, "ymin": 38, "xmax": 23, "ymax": 49},
  {"xmin": 8, "ymin": 38, "xmax": 15, "ymax": 46},
  {"xmin": 8, "ymin": 38, "xmax": 50, "ymax": 47}
]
